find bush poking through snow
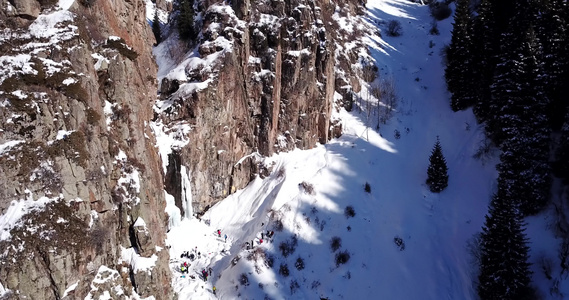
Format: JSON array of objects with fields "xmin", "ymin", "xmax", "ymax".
[
  {"xmin": 279, "ymin": 235, "xmax": 298, "ymax": 257},
  {"xmin": 273, "ymin": 219, "xmax": 284, "ymax": 232},
  {"xmin": 290, "ymin": 280, "xmax": 300, "ymax": 294},
  {"xmin": 429, "ymin": 21, "xmax": 440, "ymax": 35},
  {"xmin": 239, "ymin": 273, "xmax": 249, "ymax": 286},
  {"xmin": 311, "ymin": 280, "xmax": 321, "ymax": 289},
  {"xmin": 394, "ymin": 236, "xmax": 405, "ymax": 251},
  {"xmin": 364, "ymin": 182, "xmax": 371, "ymax": 193},
  {"xmin": 330, "ymin": 236, "xmax": 342, "ymax": 252},
  {"xmin": 295, "ymin": 257, "xmax": 305, "ymax": 270},
  {"xmin": 279, "ymin": 263, "xmax": 290, "ymax": 277},
  {"xmin": 386, "ymin": 20, "xmax": 402, "ymax": 37},
  {"xmin": 335, "ymin": 250, "xmax": 351, "ymax": 266},
  {"xmin": 362, "ymin": 64, "xmax": 379, "ymax": 82},
  {"xmin": 277, "ymin": 166, "xmax": 286, "ymax": 178},
  {"xmin": 429, "ymin": 2, "xmax": 452, "ymax": 20},
  {"xmin": 344, "ymin": 206, "xmax": 356, "ymax": 218},
  {"xmin": 264, "ymin": 253, "xmax": 275, "ymax": 268},
  {"xmin": 231, "ymin": 255, "xmax": 241, "ymax": 266},
  {"xmin": 300, "ymin": 181, "xmax": 315, "ymax": 195}
]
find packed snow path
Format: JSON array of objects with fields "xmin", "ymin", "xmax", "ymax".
[{"xmin": 163, "ymin": 0, "xmax": 499, "ymax": 299}]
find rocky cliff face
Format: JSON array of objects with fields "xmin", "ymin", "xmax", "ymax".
[
  {"xmin": 155, "ymin": 0, "xmax": 368, "ymax": 214},
  {"xmin": 0, "ymin": 0, "xmax": 173, "ymax": 298}
]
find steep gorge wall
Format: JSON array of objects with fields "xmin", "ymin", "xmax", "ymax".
[
  {"xmin": 0, "ymin": 0, "xmax": 173, "ymax": 298},
  {"xmin": 157, "ymin": 0, "xmax": 367, "ymax": 213}
]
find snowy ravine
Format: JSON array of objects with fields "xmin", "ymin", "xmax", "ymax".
[{"xmin": 149, "ymin": 0, "xmax": 562, "ymax": 299}]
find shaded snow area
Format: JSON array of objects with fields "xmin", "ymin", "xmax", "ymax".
[{"xmin": 159, "ymin": 0, "xmax": 500, "ymax": 298}]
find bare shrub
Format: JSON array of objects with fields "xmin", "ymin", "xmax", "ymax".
[
  {"xmin": 364, "ymin": 182, "xmax": 371, "ymax": 193},
  {"xmin": 429, "ymin": 21, "xmax": 440, "ymax": 35},
  {"xmin": 330, "ymin": 236, "xmax": 342, "ymax": 252},
  {"xmin": 231, "ymin": 255, "xmax": 241, "ymax": 266},
  {"xmin": 264, "ymin": 253, "xmax": 274, "ymax": 268},
  {"xmin": 295, "ymin": 257, "xmax": 305, "ymax": 270},
  {"xmin": 378, "ymin": 77, "xmax": 398, "ymax": 125},
  {"xmin": 238, "ymin": 273, "xmax": 249, "ymax": 286},
  {"xmin": 311, "ymin": 280, "xmax": 321, "ymax": 289},
  {"xmin": 290, "ymin": 280, "xmax": 300, "ymax": 294},
  {"xmin": 473, "ymin": 139, "xmax": 496, "ymax": 163},
  {"xmin": 247, "ymin": 248, "xmax": 267, "ymax": 262},
  {"xmin": 276, "ymin": 166, "xmax": 286, "ymax": 178},
  {"xmin": 273, "ymin": 219, "xmax": 284, "ymax": 232},
  {"xmin": 335, "ymin": 250, "xmax": 350, "ymax": 266},
  {"xmin": 394, "ymin": 236, "xmax": 405, "ymax": 251},
  {"xmin": 344, "ymin": 206, "xmax": 356, "ymax": 218},
  {"xmin": 429, "ymin": 2, "xmax": 452, "ymax": 20},
  {"xmin": 279, "ymin": 264, "xmax": 290, "ymax": 277},
  {"xmin": 386, "ymin": 20, "xmax": 402, "ymax": 37},
  {"xmin": 279, "ymin": 235, "xmax": 298, "ymax": 257},
  {"xmin": 362, "ymin": 63, "xmax": 378, "ymax": 82},
  {"xmin": 300, "ymin": 181, "xmax": 315, "ymax": 195}
]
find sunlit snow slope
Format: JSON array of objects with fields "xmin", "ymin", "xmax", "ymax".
[{"xmin": 164, "ymin": 0, "xmax": 499, "ymax": 299}]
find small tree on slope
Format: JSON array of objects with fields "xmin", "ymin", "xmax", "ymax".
[
  {"xmin": 478, "ymin": 186, "xmax": 532, "ymax": 300},
  {"xmin": 152, "ymin": 10, "xmax": 162, "ymax": 44},
  {"xmin": 426, "ymin": 138, "xmax": 449, "ymax": 193}
]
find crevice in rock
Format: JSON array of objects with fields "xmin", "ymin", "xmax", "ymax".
[{"xmin": 37, "ymin": 246, "xmax": 61, "ymax": 300}]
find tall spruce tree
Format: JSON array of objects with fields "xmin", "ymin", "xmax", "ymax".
[
  {"xmin": 538, "ymin": 0, "xmax": 568, "ymax": 129},
  {"xmin": 471, "ymin": 0, "xmax": 498, "ymax": 122},
  {"xmin": 555, "ymin": 112, "xmax": 569, "ymax": 183},
  {"xmin": 152, "ymin": 10, "xmax": 162, "ymax": 44},
  {"xmin": 478, "ymin": 185, "xmax": 532, "ymax": 300},
  {"xmin": 426, "ymin": 138, "xmax": 449, "ymax": 193},
  {"xmin": 178, "ymin": 0, "xmax": 195, "ymax": 40},
  {"xmin": 445, "ymin": 0, "xmax": 475, "ymax": 111}
]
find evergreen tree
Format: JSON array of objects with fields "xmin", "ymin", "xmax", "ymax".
[
  {"xmin": 555, "ymin": 112, "xmax": 569, "ymax": 183},
  {"xmin": 491, "ymin": 27, "xmax": 551, "ymax": 215},
  {"xmin": 538, "ymin": 0, "xmax": 568, "ymax": 129},
  {"xmin": 478, "ymin": 186, "xmax": 532, "ymax": 300},
  {"xmin": 445, "ymin": 0, "xmax": 475, "ymax": 111},
  {"xmin": 471, "ymin": 0, "xmax": 498, "ymax": 122},
  {"xmin": 152, "ymin": 10, "xmax": 162, "ymax": 45},
  {"xmin": 178, "ymin": 0, "xmax": 195, "ymax": 40},
  {"xmin": 426, "ymin": 138, "xmax": 449, "ymax": 193}
]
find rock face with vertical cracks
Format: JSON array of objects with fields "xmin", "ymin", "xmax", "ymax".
[
  {"xmin": 156, "ymin": 0, "xmax": 366, "ymax": 213},
  {"xmin": 0, "ymin": 0, "xmax": 173, "ymax": 299}
]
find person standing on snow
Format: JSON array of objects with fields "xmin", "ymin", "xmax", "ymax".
[
  {"xmin": 224, "ymin": 234, "xmax": 227, "ymax": 243},
  {"xmin": 217, "ymin": 229, "xmax": 221, "ymax": 237},
  {"xmin": 213, "ymin": 286, "xmax": 217, "ymax": 295}
]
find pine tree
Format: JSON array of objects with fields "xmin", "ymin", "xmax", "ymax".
[
  {"xmin": 490, "ymin": 27, "xmax": 551, "ymax": 215},
  {"xmin": 178, "ymin": 0, "xmax": 195, "ymax": 40},
  {"xmin": 471, "ymin": 0, "xmax": 498, "ymax": 122},
  {"xmin": 426, "ymin": 138, "xmax": 449, "ymax": 193},
  {"xmin": 445, "ymin": 0, "xmax": 475, "ymax": 111},
  {"xmin": 538, "ymin": 0, "xmax": 568, "ymax": 129},
  {"xmin": 478, "ymin": 186, "xmax": 532, "ymax": 300},
  {"xmin": 555, "ymin": 112, "xmax": 569, "ymax": 183},
  {"xmin": 152, "ymin": 10, "xmax": 162, "ymax": 45}
]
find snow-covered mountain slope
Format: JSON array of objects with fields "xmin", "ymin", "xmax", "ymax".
[{"xmin": 161, "ymin": 0, "xmax": 505, "ymax": 299}]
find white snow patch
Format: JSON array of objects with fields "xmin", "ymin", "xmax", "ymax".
[
  {"xmin": 58, "ymin": 0, "xmax": 75, "ymax": 10},
  {"xmin": 56, "ymin": 130, "xmax": 74, "ymax": 140},
  {"xmin": 133, "ymin": 216, "xmax": 147, "ymax": 228},
  {"xmin": 0, "ymin": 140, "xmax": 24, "ymax": 155},
  {"xmin": 61, "ymin": 280, "xmax": 79, "ymax": 298},
  {"xmin": 119, "ymin": 247, "xmax": 158, "ymax": 274},
  {"xmin": 62, "ymin": 77, "xmax": 77, "ymax": 85}
]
